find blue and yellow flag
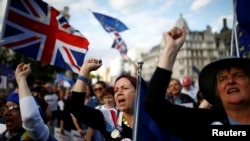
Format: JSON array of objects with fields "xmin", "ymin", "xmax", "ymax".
[
  {"xmin": 236, "ymin": 0, "xmax": 250, "ymax": 57},
  {"xmin": 92, "ymin": 11, "xmax": 128, "ymax": 33},
  {"xmin": 135, "ymin": 78, "xmax": 183, "ymax": 141}
]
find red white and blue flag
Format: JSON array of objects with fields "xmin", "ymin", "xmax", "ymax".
[
  {"xmin": 107, "ymin": 27, "xmax": 127, "ymax": 56},
  {"xmin": 0, "ymin": 0, "xmax": 89, "ymax": 73},
  {"xmin": 111, "ymin": 38, "xmax": 127, "ymax": 56}
]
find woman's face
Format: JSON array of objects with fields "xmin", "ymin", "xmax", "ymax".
[
  {"xmin": 168, "ymin": 79, "xmax": 182, "ymax": 96},
  {"xmin": 114, "ymin": 77, "xmax": 136, "ymax": 113},
  {"xmin": 216, "ymin": 67, "xmax": 250, "ymax": 108},
  {"xmin": 103, "ymin": 94, "xmax": 115, "ymax": 108}
]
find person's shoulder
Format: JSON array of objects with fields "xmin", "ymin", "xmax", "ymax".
[
  {"xmin": 190, "ymin": 85, "xmax": 199, "ymax": 92},
  {"xmin": 90, "ymin": 96, "xmax": 99, "ymax": 103},
  {"xmin": 181, "ymin": 92, "xmax": 191, "ymax": 97},
  {"xmin": 181, "ymin": 93, "xmax": 195, "ymax": 101},
  {"xmin": 95, "ymin": 104, "xmax": 105, "ymax": 110},
  {"xmin": 91, "ymin": 96, "xmax": 97, "ymax": 100},
  {"xmin": 86, "ymin": 97, "xmax": 99, "ymax": 108},
  {"xmin": 0, "ymin": 124, "xmax": 6, "ymax": 135}
]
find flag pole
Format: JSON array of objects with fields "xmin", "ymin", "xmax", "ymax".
[
  {"xmin": 124, "ymin": 54, "xmax": 138, "ymax": 70},
  {"xmin": 0, "ymin": 0, "xmax": 11, "ymax": 43},
  {"xmin": 233, "ymin": 0, "xmax": 239, "ymax": 57},
  {"xmin": 132, "ymin": 61, "xmax": 143, "ymax": 141},
  {"xmin": 230, "ymin": 0, "xmax": 239, "ymax": 57}
]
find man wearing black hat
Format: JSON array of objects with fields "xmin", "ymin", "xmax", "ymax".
[{"xmin": 144, "ymin": 26, "xmax": 250, "ymax": 140}]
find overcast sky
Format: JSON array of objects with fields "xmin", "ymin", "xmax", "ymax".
[{"xmin": 0, "ymin": 0, "xmax": 234, "ymax": 67}]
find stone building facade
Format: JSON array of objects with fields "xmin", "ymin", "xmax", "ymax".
[{"xmin": 141, "ymin": 14, "xmax": 231, "ymax": 83}]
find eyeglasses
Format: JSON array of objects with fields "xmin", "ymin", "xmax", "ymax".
[
  {"xmin": 4, "ymin": 105, "xmax": 19, "ymax": 112},
  {"xmin": 94, "ymin": 87, "xmax": 103, "ymax": 92}
]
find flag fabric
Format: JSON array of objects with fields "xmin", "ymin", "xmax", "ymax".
[
  {"xmin": 1, "ymin": 0, "xmax": 89, "ymax": 73},
  {"xmin": 92, "ymin": 11, "xmax": 128, "ymax": 33},
  {"xmin": 236, "ymin": 0, "xmax": 250, "ymax": 56},
  {"xmin": 108, "ymin": 27, "xmax": 127, "ymax": 55},
  {"xmin": 135, "ymin": 78, "xmax": 183, "ymax": 141},
  {"xmin": 111, "ymin": 39, "xmax": 127, "ymax": 56},
  {"xmin": 54, "ymin": 73, "xmax": 74, "ymax": 88},
  {"xmin": 191, "ymin": 64, "xmax": 200, "ymax": 75},
  {"xmin": 237, "ymin": 26, "xmax": 250, "ymax": 57},
  {"xmin": 91, "ymin": 10, "xmax": 129, "ymax": 56},
  {"xmin": 0, "ymin": 63, "xmax": 13, "ymax": 76},
  {"xmin": 0, "ymin": 63, "xmax": 15, "ymax": 84},
  {"xmin": 236, "ymin": 0, "xmax": 250, "ymax": 33}
]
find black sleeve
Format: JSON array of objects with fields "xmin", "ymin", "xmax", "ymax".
[
  {"xmin": 145, "ymin": 67, "xmax": 172, "ymax": 103},
  {"xmin": 143, "ymin": 67, "xmax": 209, "ymax": 138},
  {"xmin": 69, "ymin": 92, "xmax": 106, "ymax": 130}
]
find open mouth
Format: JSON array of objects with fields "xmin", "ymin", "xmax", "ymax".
[
  {"xmin": 4, "ymin": 118, "xmax": 14, "ymax": 127},
  {"xmin": 227, "ymin": 88, "xmax": 240, "ymax": 94},
  {"xmin": 118, "ymin": 98, "xmax": 125, "ymax": 105}
]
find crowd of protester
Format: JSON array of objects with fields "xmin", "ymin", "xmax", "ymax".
[
  {"xmin": 0, "ymin": 26, "xmax": 249, "ymax": 141},
  {"xmin": 0, "ymin": 62, "xmax": 210, "ymax": 141}
]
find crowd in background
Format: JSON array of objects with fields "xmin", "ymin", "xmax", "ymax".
[{"xmin": 0, "ymin": 69, "xmax": 210, "ymax": 141}]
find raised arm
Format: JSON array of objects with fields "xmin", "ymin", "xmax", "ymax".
[
  {"xmin": 15, "ymin": 63, "xmax": 32, "ymax": 99},
  {"xmin": 159, "ymin": 26, "xmax": 186, "ymax": 70},
  {"xmin": 70, "ymin": 58, "xmax": 106, "ymax": 129},
  {"xmin": 15, "ymin": 63, "xmax": 50, "ymax": 141},
  {"xmin": 145, "ymin": 26, "xmax": 186, "ymax": 103},
  {"xmin": 73, "ymin": 58, "xmax": 102, "ymax": 92}
]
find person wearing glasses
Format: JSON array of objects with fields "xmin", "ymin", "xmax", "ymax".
[
  {"xmin": 0, "ymin": 63, "xmax": 56, "ymax": 141},
  {"xmin": 93, "ymin": 81, "xmax": 107, "ymax": 105},
  {"xmin": 83, "ymin": 80, "xmax": 107, "ymax": 141}
]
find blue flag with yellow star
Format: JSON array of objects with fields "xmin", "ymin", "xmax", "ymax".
[
  {"xmin": 236, "ymin": 0, "xmax": 250, "ymax": 57},
  {"xmin": 92, "ymin": 11, "xmax": 128, "ymax": 33}
]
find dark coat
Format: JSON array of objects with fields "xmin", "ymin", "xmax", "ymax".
[{"xmin": 143, "ymin": 68, "xmax": 250, "ymax": 140}]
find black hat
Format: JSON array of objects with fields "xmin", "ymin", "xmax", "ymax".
[{"xmin": 199, "ymin": 56, "xmax": 250, "ymax": 107}]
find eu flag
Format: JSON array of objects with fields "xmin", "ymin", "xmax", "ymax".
[
  {"xmin": 92, "ymin": 11, "xmax": 128, "ymax": 33},
  {"xmin": 135, "ymin": 78, "xmax": 183, "ymax": 141},
  {"xmin": 237, "ymin": 26, "xmax": 250, "ymax": 57},
  {"xmin": 236, "ymin": 0, "xmax": 250, "ymax": 56},
  {"xmin": 236, "ymin": 0, "xmax": 250, "ymax": 33}
]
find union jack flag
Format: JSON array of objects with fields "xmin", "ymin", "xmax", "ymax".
[
  {"xmin": 111, "ymin": 38, "xmax": 127, "ymax": 56},
  {"xmin": 0, "ymin": 0, "xmax": 89, "ymax": 73},
  {"xmin": 107, "ymin": 27, "xmax": 127, "ymax": 56}
]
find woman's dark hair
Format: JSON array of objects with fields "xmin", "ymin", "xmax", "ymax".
[
  {"xmin": 103, "ymin": 87, "xmax": 115, "ymax": 97},
  {"xmin": 31, "ymin": 86, "xmax": 48, "ymax": 98},
  {"xmin": 114, "ymin": 74, "xmax": 137, "ymax": 89},
  {"xmin": 95, "ymin": 80, "xmax": 107, "ymax": 88}
]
